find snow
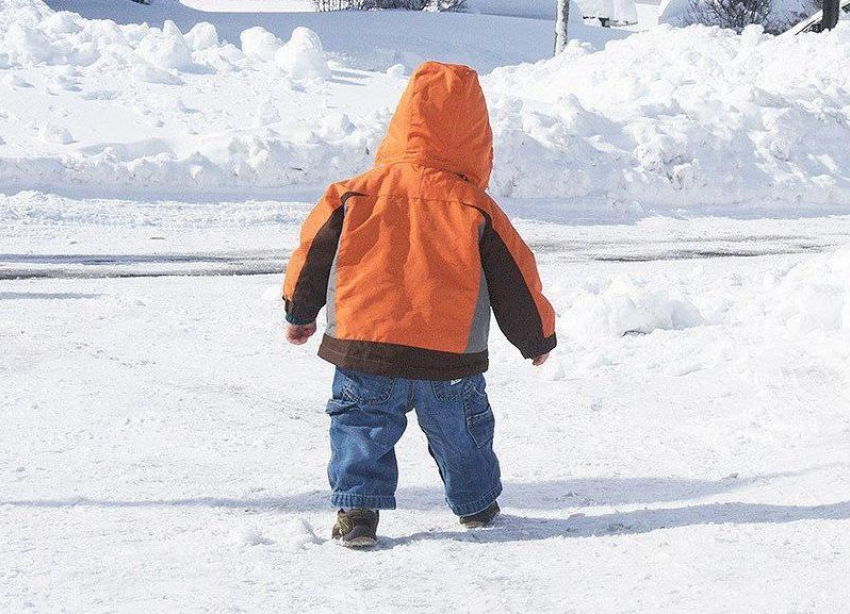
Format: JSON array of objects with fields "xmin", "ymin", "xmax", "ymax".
[
  {"xmin": 184, "ymin": 21, "xmax": 219, "ymax": 50},
  {"xmin": 44, "ymin": 0, "xmax": 626, "ymax": 72},
  {"xmin": 2, "ymin": 192, "xmax": 850, "ymax": 612},
  {"xmin": 486, "ymin": 23, "xmax": 850, "ymax": 206},
  {"xmin": 558, "ymin": 277, "xmax": 704, "ymax": 340},
  {"xmin": 274, "ymin": 26, "xmax": 329, "ymax": 81},
  {"xmin": 135, "ymin": 20, "xmax": 197, "ymax": 70},
  {"xmin": 1, "ymin": 1, "xmax": 848, "ymax": 210},
  {"xmin": 2, "ymin": 1, "xmax": 850, "ymax": 611},
  {"xmin": 240, "ymin": 25, "xmax": 282, "ymax": 61}
]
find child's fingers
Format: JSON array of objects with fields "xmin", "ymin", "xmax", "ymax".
[
  {"xmin": 531, "ymin": 353, "xmax": 550, "ymax": 366},
  {"xmin": 285, "ymin": 323, "xmax": 316, "ymax": 345}
]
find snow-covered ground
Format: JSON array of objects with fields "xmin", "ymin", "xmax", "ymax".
[
  {"xmin": 2, "ymin": 1, "xmax": 850, "ymax": 612},
  {"xmin": 3, "ymin": 192, "xmax": 850, "ymax": 613}
]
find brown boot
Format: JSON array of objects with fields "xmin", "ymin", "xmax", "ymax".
[
  {"xmin": 459, "ymin": 501, "xmax": 500, "ymax": 529},
  {"xmin": 331, "ymin": 508, "xmax": 379, "ymax": 548}
]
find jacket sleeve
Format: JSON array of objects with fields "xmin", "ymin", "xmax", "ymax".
[
  {"xmin": 478, "ymin": 200, "xmax": 557, "ymax": 359},
  {"xmin": 282, "ymin": 184, "xmax": 350, "ymax": 325}
]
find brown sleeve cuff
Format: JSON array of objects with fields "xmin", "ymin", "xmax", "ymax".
[
  {"xmin": 284, "ymin": 299, "xmax": 319, "ymax": 325},
  {"xmin": 520, "ymin": 332, "xmax": 557, "ymax": 359}
]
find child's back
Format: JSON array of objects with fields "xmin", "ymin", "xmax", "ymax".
[
  {"xmin": 285, "ymin": 62, "xmax": 555, "ymax": 378},
  {"xmin": 283, "ymin": 62, "xmax": 556, "ymax": 547}
]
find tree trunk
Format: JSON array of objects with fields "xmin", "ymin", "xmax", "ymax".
[{"xmin": 554, "ymin": 0, "xmax": 570, "ymax": 55}]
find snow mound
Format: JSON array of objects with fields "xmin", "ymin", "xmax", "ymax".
[
  {"xmin": 184, "ymin": 22, "xmax": 219, "ymax": 52},
  {"xmin": 274, "ymin": 27, "xmax": 329, "ymax": 82},
  {"xmin": 135, "ymin": 20, "xmax": 196, "ymax": 71},
  {"xmin": 0, "ymin": 0, "xmax": 240, "ymax": 72},
  {"xmin": 229, "ymin": 525, "xmax": 274, "ymax": 547},
  {"xmin": 2, "ymin": 0, "xmax": 850, "ymax": 207},
  {"xmin": 240, "ymin": 26, "xmax": 282, "ymax": 62},
  {"xmin": 280, "ymin": 517, "xmax": 322, "ymax": 550},
  {"xmin": 39, "ymin": 123, "xmax": 74, "ymax": 145},
  {"xmin": 557, "ymin": 277, "xmax": 704, "ymax": 342},
  {"xmin": 764, "ymin": 248, "xmax": 850, "ymax": 334},
  {"xmin": 485, "ymin": 24, "xmax": 850, "ymax": 207},
  {"xmin": 553, "ymin": 247, "xmax": 850, "ymax": 347}
]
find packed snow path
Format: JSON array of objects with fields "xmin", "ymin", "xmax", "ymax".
[{"xmin": 2, "ymin": 194, "xmax": 850, "ymax": 613}]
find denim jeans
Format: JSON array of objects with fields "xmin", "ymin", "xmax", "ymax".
[{"xmin": 325, "ymin": 367, "xmax": 502, "ymax": 517}]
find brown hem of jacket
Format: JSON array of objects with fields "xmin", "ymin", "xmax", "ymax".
[{"xmin": 318, "ymin": 335, "xmax": 489, "ymax": 381}]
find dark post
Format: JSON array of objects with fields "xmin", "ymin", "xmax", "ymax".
[{"xmin": 822, "ymin": 0, "xmax": 840, "ymax": 30}]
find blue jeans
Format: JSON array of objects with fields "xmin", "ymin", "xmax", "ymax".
[{"xmin": 325, "ymin": 368, "xmax": 502, "ymax": 516}]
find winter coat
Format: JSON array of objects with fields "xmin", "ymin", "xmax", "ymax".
[{"xmin": 283, "ymin": 61, "xmax": 556, "ymax": 380}]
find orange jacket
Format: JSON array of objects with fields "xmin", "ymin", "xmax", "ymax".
[{"xmin": 283, "ymin": 62, "xmax": 556, "ymax": 380}]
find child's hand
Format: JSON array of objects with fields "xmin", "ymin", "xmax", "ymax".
[
  {"xmin": 531, "ymin": 352, "xmax": 550, "ymax": 366},
  {"xmin": 285, "ymin": 321, "xmax": 317, "ymax": 345}
]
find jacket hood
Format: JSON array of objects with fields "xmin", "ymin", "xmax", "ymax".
[{"xmin": 375, "ymin": 62, "xmax": 494, "ymax": 189}]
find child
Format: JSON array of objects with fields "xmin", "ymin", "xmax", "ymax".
[{"xmin": 283, "ymin": 62, "xmax": 556, "ymax": 548}]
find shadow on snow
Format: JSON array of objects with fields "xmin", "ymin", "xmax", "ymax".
[{"xmin": 5, "ymin": 472, "xmax": 849, "ymax": 543}]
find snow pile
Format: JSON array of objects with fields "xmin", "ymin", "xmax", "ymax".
[
  {"xmin": 240, "ymin": 26, "xmax": 282, "ymax": 61},
  {"xmin": 229, "ymin": 525, "xmax": 274, "ymax": 547},
  {"xmin": 762, "ymin": 248, "xmax": 850, "ymax": 334},
  {"xmin": 280, "ymin": 517, "xmax": 322, "ymax": 550},
  {"xmin": 1, "ymin": 0, "xmax": 850, "ymax": 208},
  {"xmin": 555, "ymin": 277, "xmax": 704, "ymax": 343},
  {"xmin": 135, "ymin": 20, "xmax": 197, "ymax": 71},
  {"xmin": 274, "ymin": 27, "xmax": 330, "ymax": 81},
  {"xmin": 0, "ymin": 1, "xmax": 329, "ymax": 81},
  {"xmin": 486, "ymin": 24, "xmax": 850, "ymax": 207},
  {"xmin": 552, "ymin": 247, "xmax": 850, "ymax": 348},
  {"xmin": 241, "ymin": 25, "xmax": 330, "ymax": 81}
]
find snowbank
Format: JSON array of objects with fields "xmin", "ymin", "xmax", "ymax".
[
  {"xmin": 556, "ymin": 277, "xmax": 704, "ymax": 342},
  {"xmin": 486, "ymin": 24, "xmax": 850, "ymax": 207},
  {"xmin": 1, "ymin": 0, "xmax": 850, "ymax": 209},
  {"xmin": 552, "ymin": 246, "xmax": 850, "ymax": 349},
  {"xmin": 760, "ymin": 247, "xmax": 850, "ymax": 334},
  {"xmin": 44, "ymin": 0, "xmax": 623, "ymax": 72}
]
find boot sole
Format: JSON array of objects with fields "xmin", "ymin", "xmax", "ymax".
[
  {"xmin": 460, "ymin": 510, "xmax": 500, "ymax": 529},
  {"xmin": 342, "ymin": 536, "xmax": 378, "ymax": 548}
]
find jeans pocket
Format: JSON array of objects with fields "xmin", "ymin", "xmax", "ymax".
[
  {"xmin": 326, "ymin": 398, "xmax": 357, "ymax": 416},
  {"xmin": 432, "ymin": 374, "xmax": 486, "ymax": 402},
  {"xmin": 466, "ymin": 405, "xmax": 495, "ymax": 449},
  {"xmin": 339, "ymin": 368, "xmax": 395, "ymax": 405}
]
